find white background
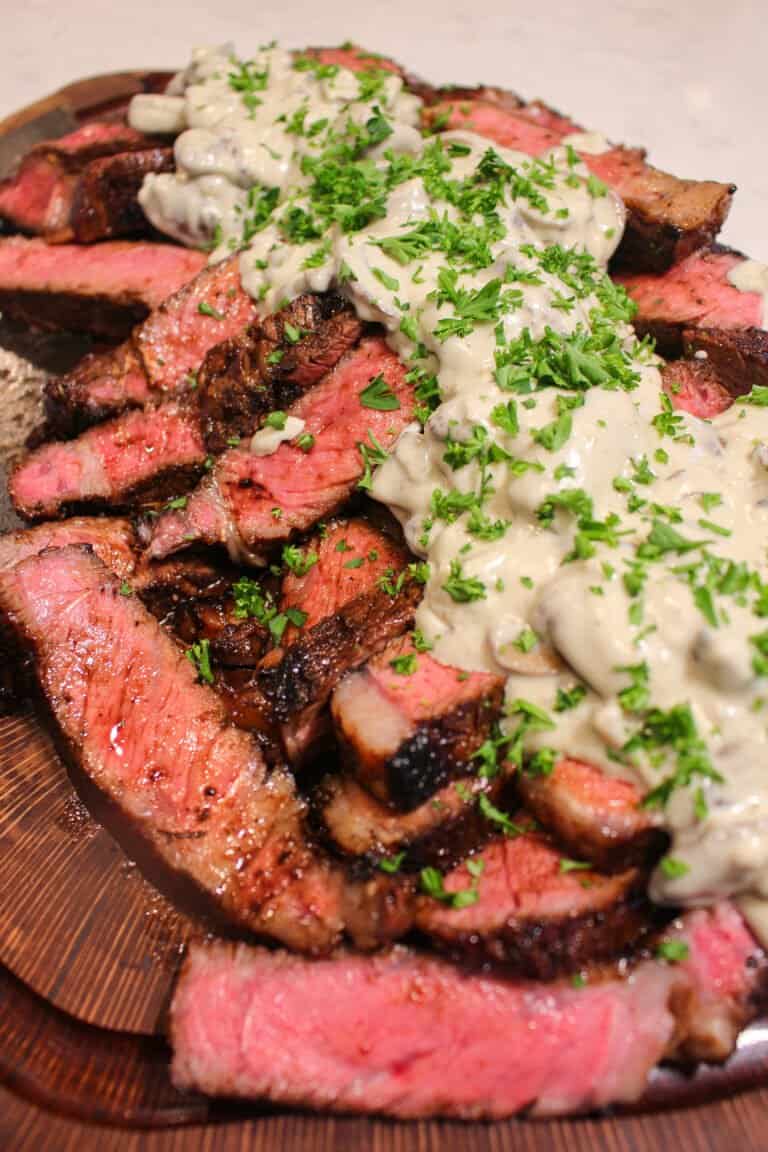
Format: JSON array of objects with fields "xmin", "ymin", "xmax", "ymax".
[{"xmin": 2, "ymin": 0, "xmax": 765, "ymax": 258}]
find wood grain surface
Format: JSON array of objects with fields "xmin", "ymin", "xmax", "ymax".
[{"xmin": 2, "ymin": 70, "xmax": 768, "ymax": 1152}]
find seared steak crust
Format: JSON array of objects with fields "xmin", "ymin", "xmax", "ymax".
[
  {"xmin": 71, "ymin": 147, "xmax": 174, "ymax": 243},
  {"xmin": 199, "ymin": 293, "xmax": 363, "ymax": 452},
  {"xmin": 331, "ymin": 636, "xmax": 504, "ymax": 810},
  {"xmin": 682, "ymin": 326, "xmax": 768, "ymax": 394},
  {"xmin": 44, "ymin": 256, "xmax": 257, "ymax": 434},
  {"xmin": 316, "ymin": 770, "xmax": 508, "ymax": 871},
  {"xmin": 0, "ymin": 121, "xmax": 159, "ymax": 240},
  {"xmin": 258, "ymin": 580, "xmax": 422, "ymax": 763}
]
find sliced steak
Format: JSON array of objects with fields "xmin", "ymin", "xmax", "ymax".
[
  {"xmin": 198, "ymin": 293, "xmax": 362, "ymax": 452},
  {"xmin": 317, "ymin": 770, "xmax": 505, "ymax": 867},
  {"xmin": 332, "ymin": 635, "xmax": 504, "ymax": 809},
  {"xmin": 0, "ymin": 121, "xmax": 156, "ymax": 239},
  {"xmin": 258, "ymin": 579, "xmax": 422, "ymax": 764},
  {"xmin": 0, "ymin": 544, "xmax": 347, "ymax": 953},
  {"xmin": 424, "ymin": 98, "xmax": 733, "ymax": 273},
  {"xmin": 45, "ymin": 255, "xmax": 257, "ymax": 433},
  {"xmin": 279, "ymin": 516, "xmax": 408, "ymax": 643},
  {"xmin": 170, "ymin": 942, "xmax": 682, "ymax": 1118},
  {"xmin": 662, "ymin": 356, "xmax": 736, "ymax": 418},
  {"xmin": 170, "ymin": 593, "xmax": 271, "ymax": 669},
  {"xmin": 682, "ymin": 327, "xmax": 768, "ymax": 395},
  {"xmin": 0, "ymin": 237, "xmax": 205, "ymax": 341},
  {"xmin": 304, "ymin": 44, "xmax": 404, "ymax": 76},
  {"xmin": 415, "ymin": 830, "xmax": 651, "ymax": 977},
  {"xmin": 518, "ymin": 758, "xmax": 666, "ymax": 872},
  {"xmin": 145, "ymin": 336, "xmax": 413, "ymax": 562},
  {"xmin": 670, "ymin": 902, "xmax": 766, "ymax": 1063},
  {"xmin": 0, "ymin": 516, "xmax": 136, "ymax": 577},
  {"xmin": 9, "ymin": 402, "xmax": 206, "ymax": 520},
  {"xmin": 588, "ymin": 148, "xmax": 734, "ymax": 274},
  {"xmin": 616, "ymin": 244, "xmax": 764, "ymax": 356},
  {"xmin": 71, "ymin": 147, "xmax": 174, "ymax": 243}
]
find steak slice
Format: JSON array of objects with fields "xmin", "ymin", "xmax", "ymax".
[
  {"xmin": 279, "ymin": 516, "xmax": 408, "ymax": 643},
  {"xmin": 662, "ymin": 356, "xmax": 736, "ymax": 418},
  {"xmin": 0, "ymin": 516, "xmax": 136, "ymax": 577},
  {"xmin": 0, "ymin": 121, "xmax": 156, "ymax": 239},
  {"xmin": 170, "ymin": 942, "xmax": 682, "ymax": 1118},
  {"xmin": 616, "ymin": 244, "xmax": 764, "ymax": 356},
  {"xmin": 316, "ymin": 770, "xmax": 506, "ymax": 868},
  {"xmin": 587, "ymin": 148, "xmax": 734, "ymax": 274},
  {"xmin": 0, "ymin": 544, "xmax": 347, "ymax": 953},
  {"xmin": 45, "ymin": 255, "xmax": 257, "ymax": 434},
  {"xmin": 519, "ymin": 758, "xmax": 666, "ymax": 873},
  {"xmin": 424, "ymin": 97, "xmax": 733, "ymax": 273},
  {"xmin": 17, "ymin": 294, "xmax": 362, "ymax": 517},
  {"xmin": 682, "ymin": 327, "xmax": 768, "ymax": 395},
  {"xmin": 415, "ymin": 830, "xmax": 651, "ymax": 978},
  {"xmin": 71, "ymin": 147, "xmax": 175, "ymax": 243},
  {"xmin": 145, "ymin": 336, "xmax": 413, "ymax": 562},
  {"xmin": 198, "ymin": 293, "xmax": 362, "ymax": 453},
  {"xmin": 0, "ymin": 237, "xmax": 206, "ymax": 341},
  {"xmin": 670, "ymin": 902, "xmax": 767, "ymax": 1063},
  {"xmin": 258, "ymin": 579, "xmax": 422, "ymax": 764},
  {"xmin": 9, "ymin": 402, "xmax": 206, "ymax": 520},
  {"xmin": 331, "ymin": 636, "xmax": 504, "ymax": 809}
]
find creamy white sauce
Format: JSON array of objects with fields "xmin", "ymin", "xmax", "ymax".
[
  {"xmin": 250, "ymin": 415, "xmax": 305, "ymax": 456},
  {"xmin": 728, "ymin": 258, "xmax": 768, "ymax": 328},
  {"xmin": 135, "ymin": 44, "xmax": 768, "ymax": 941},
  {"xmin": 128, "ymin": 93, "xmax": 187, "ymax": 135}
]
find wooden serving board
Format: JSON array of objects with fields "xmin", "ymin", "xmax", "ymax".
[{"xmin": 2, "ymin": 71, "xmax": 768, "ymax": 1152}]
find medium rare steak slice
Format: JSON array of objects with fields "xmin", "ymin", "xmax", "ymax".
[
  {"xmin": 279, "ymin": 516, "xmax": 407, "ymax": 643},
  {"xmin": 682, "ymin": 327, "xmax": 768, "ymax": 395},
  {"xmin": 145, "ymin": 337, "xmax": 413, "ymax": 562},
  {"xmin": 519, "ymin": 758, "xmax": 666, "ymax": 872},
  {"xmin": 331, "ymin": 635, "xmax": 504, "ymax": 809},
  {"xmin": 9, "ymin": 402, "xmax": 206, "ymax": 520},
  {"xmin": 0, "ymin": 237, "xmax": 205, "ymax": 341},
  {"xmin": 199, "ymin": 293, "xmax": 362, "ymax": 452},
  {"xmin": 0, "ymin": 516, "xmax": 136, "ymax": 577},
  {"xmin": 135, "ymin": 256, "xmax": 258, "ymax": 397},
  {"xmin": 424, "ymin": 97, "xmax": 733, "ymax": 273},
  {"xmin": 17, "ymin": 295, "xmax": 363, "ymax": 517},
  {"xmin": 662, "ymin": 356, "xmax": 736, "ymax": 418},
  {"xmin": 671, "ymin": 902, "xmax": 767, "ymax": 1063},
  {"xmin": 170, "ymin": 942, "xmax": 682, "ymax": 1118},
  {"xmin": 71, "ymin": 147, "xmax": 175, "ymax": 243},
  {"xmin": 45, "ymin": 255, "xmax": 257, "ymax": 433},
  {"xmin": 616, "ymin": 244, "xmax": 765, "ymax": 357},
  {"xmin": 0, "ymin": 121, "xmax": 156, "ymax": 239},
  {"xmin": 317, "ymin": 770, "xmax": 506, "ymax": 867},
  {"xmin": 258, "ymin": 579, "xmax": 423, "ymax": 764},
  {"xmin": 415, "ymin": 830, "xmax": 651, "ymax": 978},
  {"xmin": 0, "ymin": 545, "xmax": 347, "ymax": 953}
]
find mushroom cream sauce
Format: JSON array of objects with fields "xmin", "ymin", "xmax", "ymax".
[{"xmin": 130, "ymin": 43, "xmax": 768, "ymax": 942}]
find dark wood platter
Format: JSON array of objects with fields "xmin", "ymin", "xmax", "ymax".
[{"xmin": 1, "ymin": 70, "xmax": 768, "ymax": 1152}]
